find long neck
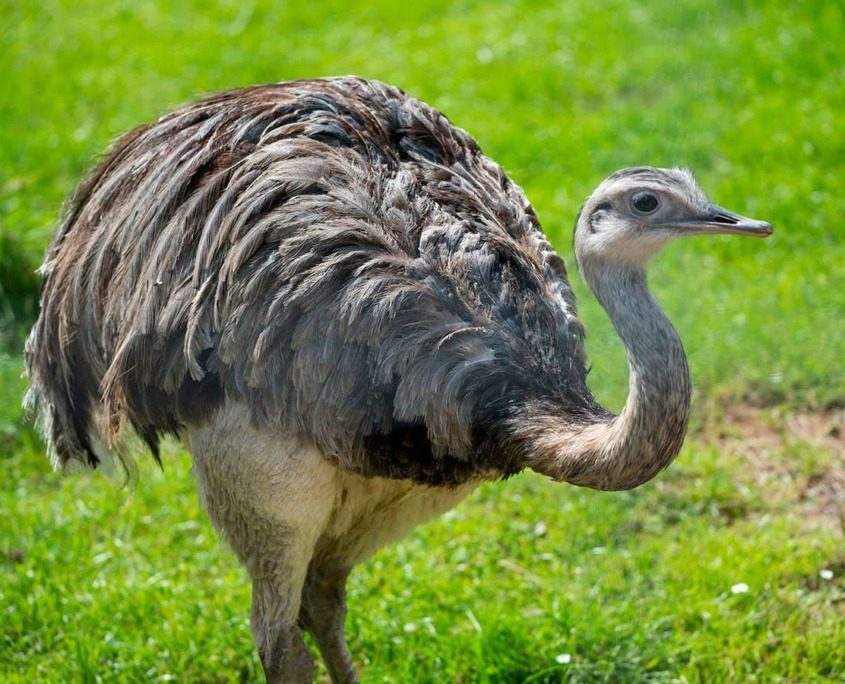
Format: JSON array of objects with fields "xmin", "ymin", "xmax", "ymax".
[{"xmin": 523, "ymin": 262, "xmax": 691, "ymax": 490}]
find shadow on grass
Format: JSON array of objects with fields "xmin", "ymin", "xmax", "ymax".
[{"xmin": 0, "ymin": 231, "xmax": 40, "ymax": 328}]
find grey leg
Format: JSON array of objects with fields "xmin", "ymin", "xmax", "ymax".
[
  {"xmin": 190, "ymin": 509, "xmax": 319, "ymax": 683},
  {"xmin": 188, "ymin": 413, "xmax": 339, "ymax": 684},
  {"xmin": 300, "ymin": 561, "xmax": 358, "ymax": 684},
  {"xmin": 251, "ymin": 575, "xmax": 316, "ymax": 683}
]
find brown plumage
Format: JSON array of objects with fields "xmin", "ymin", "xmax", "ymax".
[
  {"xmin": 26, "ymin": 77, "xmax": 593, "ymax": 486},
  {"xmin": 25, "ymin": 77, "xmax": 771, "ymax": 682}
]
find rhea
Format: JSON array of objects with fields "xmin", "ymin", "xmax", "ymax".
[{"xmin": 25, "ymin": 77, "xmax": 772, "ymax": 683}]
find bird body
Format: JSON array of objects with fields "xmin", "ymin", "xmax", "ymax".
[
  {"xmin": 27, "ymin": 77, "xmax": 593, "ymax": 487},
  {"xmin": 25, "ymin": 77, "xmax": 771, "ymax": 682}
]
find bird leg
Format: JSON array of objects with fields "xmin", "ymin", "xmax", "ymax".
[
  {"xmin": 250, "ymin": 567, "xmax": 316, "ymax": 684},
  {"xmin": 300, "ymin": 560, "xmax": 357, "ymax": 684},
  {"xmin": 197, "ymin": 493, "xmax": 324, "ymax": 684},
  {"xmin": 256, "ymin": 627, "xmax": 314, "ymax": 684},
  {"xmin": 189, "ymin": 413, "xmax": 340, "ymax": 683}
]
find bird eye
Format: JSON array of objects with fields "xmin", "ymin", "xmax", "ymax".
[{"xmin": 632, "ymin": 192, "xmax": 659, "ymax": 214}]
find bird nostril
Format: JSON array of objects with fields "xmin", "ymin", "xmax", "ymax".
[{"xmin": 711, "ymin": 213, "xmax": 739, "ymax": 225}]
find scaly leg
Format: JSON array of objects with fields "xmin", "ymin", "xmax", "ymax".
[{"xmin": 300, "ymin": 560, "xmax": 357, "ymax": 684}]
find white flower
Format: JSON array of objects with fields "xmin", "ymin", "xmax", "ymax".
[
  {"xmin": 730, "ymin": 582, "xmax": 749, "ymax": 594},
  {"xmin": 820, "ymin": 569, "xmax": 834, "ymax": 581},
  {"xmin": 555, "ymin": 653, "xmax": 572, "ymax": 664}
]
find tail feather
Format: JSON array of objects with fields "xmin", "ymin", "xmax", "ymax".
[{"xmin": 24, "ymin": 321, "xmax": 101, "ymax": 470}]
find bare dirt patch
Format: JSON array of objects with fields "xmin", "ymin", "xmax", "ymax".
[
  {"xmin": 701, "ymin": 405, "xmax": 844, "ymax": 452},
  {"xmin": 696, "ymin": 406, "xmax": 845, "ymax": 531}
]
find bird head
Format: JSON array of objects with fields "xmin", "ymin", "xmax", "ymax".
[{"xmin": 573, "ymin": 167, "xmax": 772, "ymax": 271}]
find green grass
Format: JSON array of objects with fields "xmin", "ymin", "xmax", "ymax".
[
  {"xmin": 2, "ymin": 355, "xmax": 843, "ymax": 682},
  {"xmin": 2, "ymin": 0, "xmax": 844, "ymax": 681}
]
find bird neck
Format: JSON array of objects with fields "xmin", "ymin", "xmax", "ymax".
[{"xmin": 522, "ymin": 261, "xmax": 691, "ymax": 490}]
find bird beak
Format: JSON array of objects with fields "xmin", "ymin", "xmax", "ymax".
[{"xmin": 669, "ymin": 204, "xmax": 773, "ymax": 238}]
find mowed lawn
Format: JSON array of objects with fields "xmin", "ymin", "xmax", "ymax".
[{"xmin": 2, "ymin": 1, "xmax": 844, "ymax": 682}]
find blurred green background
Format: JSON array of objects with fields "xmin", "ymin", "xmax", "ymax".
[{"xmin": 2, "ymin": 1, "xmax": 843, "ymax": 681}]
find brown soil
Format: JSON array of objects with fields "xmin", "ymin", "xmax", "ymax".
[{"xmin": 696, "ymin": 406, "xmax": 845, "ymax": 531}]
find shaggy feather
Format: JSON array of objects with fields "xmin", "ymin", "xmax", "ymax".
[{"xmin": 25, "ymin": 77, "xmax": 595, "ymax": 485}]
